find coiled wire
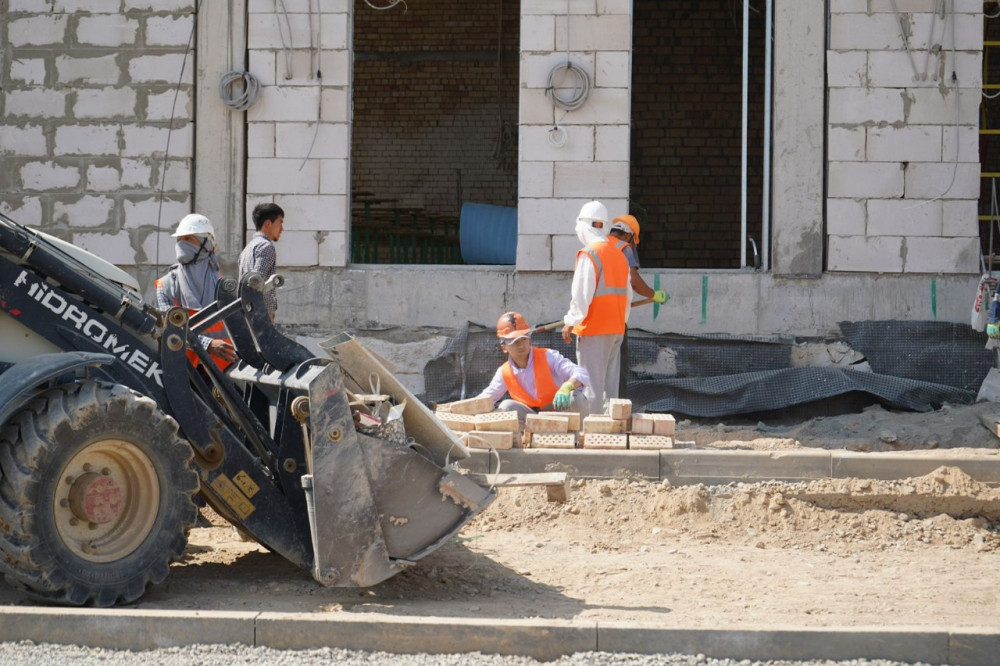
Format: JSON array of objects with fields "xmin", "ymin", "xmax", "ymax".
[
  {"xmin": 545, "ymin": 61, "xmax": 591, "ymax": 112},
  {"xmin": 218, "ymin": 70, "xmax": 261, "ymax": 111}
]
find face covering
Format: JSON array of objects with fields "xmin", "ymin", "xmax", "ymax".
[{"xmin": 173, "ymin": 236, "xmax": 220, "ymax": 309}]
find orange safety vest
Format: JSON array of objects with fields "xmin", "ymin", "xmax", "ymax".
[
  {"xmin": 155, "ymin": 275, "xmax": 232, "ymax": 371},
  {"xmin": 501, "ymin": 348, "xmax": 560, "ymax": 408},
  {"xmin": 572, "ymin": 238, "xmax": 630, "ymax": 337}
]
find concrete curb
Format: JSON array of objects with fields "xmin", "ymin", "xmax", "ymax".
[
  {"xmin": 461, "ymin": 448, "xmax": 1000, "ymax": 485},
  {"xmin": 0, "ymin": 607, "xmax": 997, "ymax": 664}
]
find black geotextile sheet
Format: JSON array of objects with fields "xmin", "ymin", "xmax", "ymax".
[{"xmin": 422, "ymin": 321, "xmax": 989, "ymax": 418}]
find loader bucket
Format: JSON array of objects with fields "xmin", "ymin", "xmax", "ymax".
[{"xmin": 300, "ymin": 334, "xmax": 495, "ymax": 587}]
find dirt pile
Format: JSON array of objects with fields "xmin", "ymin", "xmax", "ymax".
[{"xmin": 468, "ymin": 465, "xmax": 1000, "ymax": 556}]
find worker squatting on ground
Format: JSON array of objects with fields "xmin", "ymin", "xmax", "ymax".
[
  {"xmin": 155, "ymin": 213, "xmax": 236, "ymax": 369},
  {"xmin": 608, "ymin": 215, "xmax": 669, "ymax": 396},
  {"xmin": 561, "ymin": 201, "xmax": 632, "ymax": 415},
  {"xmin": 238, "ymin": 202, "xmax": 284, "ymax": 322},
  {"xmin": 477, "ymin": 312, "xmax": 591, "ymax": 425}
]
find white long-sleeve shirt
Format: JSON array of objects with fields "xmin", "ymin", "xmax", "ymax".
[
  {"xmin": 478, "ymin": 347, "xmax": 590, "ymax": 404},
  {"xmin": 563, "ymin": 243, "xmax": 633, "ymax": 327}
]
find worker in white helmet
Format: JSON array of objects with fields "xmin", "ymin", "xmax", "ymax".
[
  {"xmin": 155, "ymin": 213, "xmax": 236, "ymax": 369},
  {"xmin": 560, "ymin": 201, "xmax": 632, "ymax": 414}
]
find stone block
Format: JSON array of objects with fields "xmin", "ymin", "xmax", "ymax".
[
  {"xmin": 581, "ymin": 433, "xmax": 628, "ymax": 450},
  {"xmin": 608, "ymin": 398, "xmax": 632, "ymax": 420},
  {"xmin": 463, "ymin": 430, "xmax": 514, "ymax": 450},
  {"xmin": 529, "ymin": 432, "xmax": 577, "ymax": 449},
  {"xmin": 629, "ymin": 435, "xmax": 673, "ymax": 450},
  {"xmin": 652, "ymin": 414, "xmax": 676, "ymax": 437},
  {"xmin": 525, "ymin": 413, "xmax": 570, "ymax": 433},
  {"xmin": 540, "ymin": 411, "xmax": 581, "ymax": 431},
  {"xmin": 475, "ymin": 411, "xmax": 520, "ymax": 433},
  {"xmin": 438, "ymin": 413, "xmax": 476, "ymax": 433},
  {"xmin": 446, "ymin": 395, "xmax": 495, "ymax": 416}
]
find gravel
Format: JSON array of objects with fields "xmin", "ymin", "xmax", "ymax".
[{"xmin": 0, "ymin": 642, "xmax": 949, "ymax": 666}]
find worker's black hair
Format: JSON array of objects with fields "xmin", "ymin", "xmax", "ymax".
[{"xmin": 252, "ymin": 202, "xmax": 284, "ymax": 230}]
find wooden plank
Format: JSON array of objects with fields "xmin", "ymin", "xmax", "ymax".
[{"xmin": 464, "ymin": 472, "xmax": 571, "ymax": 503}]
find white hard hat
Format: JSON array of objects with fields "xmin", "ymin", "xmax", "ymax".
[
  {"xmin": 577, "ymin": 200, "xmax": 608, "ymax": 226},
  {"xmin": 171, "ymin": 213, "xmax": 215, "ymax": 238}
]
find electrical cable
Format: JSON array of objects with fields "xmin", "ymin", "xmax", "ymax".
[
  {"xmin": 275, "ymin": 0, "xmax": 294, "ymax": 79},
  {"xmin": 218, "ymin": 70, "xmax": 260, "ymax": 111},
  {"xmin": 545, "ymin": 61, "xmax": 591, "ymax": 112}
]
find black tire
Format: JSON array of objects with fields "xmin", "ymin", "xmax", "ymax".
[{"xmin": 0, "ymin": 381, "xmax": 199, "ymax": 607}]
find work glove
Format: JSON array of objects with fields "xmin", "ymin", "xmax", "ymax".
[
  {"xmin": 552, "ymin": 381, "xmax": 575, "ymax": 411},
  {"xmin": 652, "ymin": 290, "xmax": 669, "ymax": 305},
  {"xmin": 989, "ymin": 323, "xmax": 1000, "ymax": 339}
]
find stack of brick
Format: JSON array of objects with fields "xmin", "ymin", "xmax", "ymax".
[
  {"xmin": 434, "ymin": 396, "xmax": 678, "ymax": 451},
  {"xmin": 435, "ymin": 396, "xmax": 519, "ymax": 450},
  {"xmin": 580, "ymin": 399, "xmax": 676, "ymax": 450}
]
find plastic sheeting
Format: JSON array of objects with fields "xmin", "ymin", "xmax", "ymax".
[{"xmin": 422, "ymin": 321, "xmax": 989, "ymax": 418}]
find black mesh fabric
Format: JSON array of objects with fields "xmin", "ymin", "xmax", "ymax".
[{"xmin": 422, "ymin": 321, "xmax": 987, "ymax": 417}]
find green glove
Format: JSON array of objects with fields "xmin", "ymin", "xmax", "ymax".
[
  {"xmin": 552, "ymin": 381, "xmax": 575, "ymax": 410},
  {"xmin": 989, "ymin": 323, "xmax": 1000, "ymax": 339},
  {"xmin": 653, "ymin": 290, "xmax": 669, "ymax": 305}
]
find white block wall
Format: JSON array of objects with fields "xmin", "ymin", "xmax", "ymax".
[
  {"xmin": 0, "ymin": 5, "xmax": 196, "ymax": 268},
  {"xmin": 826, "ymin": 0, "xmax": 982, "ymax": 273},
  {"xmin": 245, "ymin": 0, "xmax": 351, "ymax": 268},
  {"xmin": 516, "ymin": 0, "xmax": 632, "ymax": 271}
]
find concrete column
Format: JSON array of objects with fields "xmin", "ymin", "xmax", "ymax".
[
  {"xmin": 195, "ymin": 1, "xmax": 248, "ymax": 267},
  {"xmin": 771, "ymin": 0, "xmax": 825, "ymax": 276}
]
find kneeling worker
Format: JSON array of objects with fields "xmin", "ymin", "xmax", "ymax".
[{"xmin": 477, "ymin": 312, "xmax": 590, "ymax": 424}]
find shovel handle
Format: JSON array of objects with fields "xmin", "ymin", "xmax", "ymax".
[{"xmin": 533, "ymin": 297, "xmax": 654, "ymax": 334}]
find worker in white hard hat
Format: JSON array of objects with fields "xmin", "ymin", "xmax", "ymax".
[
  {"xmin": 560, "ymin": 201, "xmax": 632, "ymax": 415},
  {"xmin": 155, "ymin": 213, "xmax": 236, "ymax": 369}
]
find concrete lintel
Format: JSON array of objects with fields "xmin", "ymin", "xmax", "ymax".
[
  {"xmin": 661, "ymin": 449, "xmax": 833, "ymax": 485},
  {"xmin": 487, "ymin": 449, "xmax": 660, "ymax": 479},
  {"xmin": 831, "ymin": 452, "xmax": 1000, "ymax": 483},
  {"xmin": 0, "ymin": 607, "xmax": 257, "ymax": 650},
  {"xmin": 255, "ymin": 613, "xmax": 596, "ymax": 660},
  {"xmin": 595, "ymin": 624, "xmax": 950, "ymax": 664}
]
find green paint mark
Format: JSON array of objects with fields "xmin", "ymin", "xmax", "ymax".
[
  {"xmin": 653, "ymin": 273, "xmax": 661, "ymax": 320},
  {"xmin": 931, "ymin": 278, "xmax": 937, "ymax": 320},
  {"xmin": 700, "ymin": 275, "xmax": 708, "ymax": 325}
]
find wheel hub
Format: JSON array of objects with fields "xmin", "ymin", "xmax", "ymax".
[{"xmin": 68, "ymin": 472, "xmax": 123, "ymax": 525}]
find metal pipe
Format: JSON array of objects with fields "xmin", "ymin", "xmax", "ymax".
[
  {"xmin": 763, "ymin": 0, "xmax": 773, "ymax": 270},
  {"xmin": 741, "ymin": 0, "xmax": 749, "ymax": 268}
]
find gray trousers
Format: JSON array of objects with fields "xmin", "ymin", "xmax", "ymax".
[
  {"xmin": 576, "ymin": 333, "xmax": 623, "ymax": 415},
  {"xmin": 498, "ymin": 392, "xmax": 589, "ymax": 426}
]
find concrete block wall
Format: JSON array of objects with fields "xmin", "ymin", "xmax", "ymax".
[
  {"xmin": 245, "ymin": 0, "xmax": 352, "ymax": 268},
  {"xmin": 0, "ymin": 2, "xmax": 196, "ymax": 268},
  {"xmin": 826, "ymin": 0, "xmax": 982, "ymax": 274},
  {"xmin": 517, "ymin": 0, "xmax": 633, "ymax": 271}
]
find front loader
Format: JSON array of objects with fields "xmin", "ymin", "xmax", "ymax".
[{"xmin": 0, "ymin": 211, "xmax": 495, "ymax": 606}]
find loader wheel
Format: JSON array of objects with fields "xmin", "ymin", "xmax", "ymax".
[{"xmin": 0, "ymin": 382, "xmax": 199, "ymax": 607}]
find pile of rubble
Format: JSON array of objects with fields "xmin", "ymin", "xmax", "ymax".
[{"xmin": 434, "ymin": 396, "xmax": 677, "ymax": 451}]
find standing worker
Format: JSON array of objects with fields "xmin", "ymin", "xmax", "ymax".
[
  {"xmin": 238, "ymin": 202, "xmax": 284, "ymax": 322},
  {"xmin": 608, "ymin": 215, "xmax": 668, "ymax": 396},
  {"xmin": 155, "ymin": 213, "xmax": 236, "ymax": 369},
  {"xmin": 561, "ymin": 201, "xmax": 632, "ymax": 414}
]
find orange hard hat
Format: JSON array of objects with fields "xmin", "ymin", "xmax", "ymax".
[
  {"xmin": 612, "ymin": 215, "xmax": 640, "ymax": 245},
  {"xmin": 496, "ymin": 311, "xmax": 532, "ymax": 342}
]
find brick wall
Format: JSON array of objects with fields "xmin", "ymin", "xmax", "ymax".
[
  {"xmin": 351, "ymin": 0, "xmax": 519, "ymax": 219},
  {"xmin": 629, "ymin": 1, "xmax": 766, "ymax": 269},
  {"xmin": 0, "ymin": 2, "xmax": 196, "ymax": 268}
]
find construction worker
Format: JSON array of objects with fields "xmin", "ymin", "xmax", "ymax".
[
  {"xmin": 478, "ymin": 312, "xmax": 590, "ymax": 424},
  {"xmin": 155, "ymin": 213, "xmax": 236, "ymax": 369},
  {"xmin": 561, "ymin": 201, "xmax": 632, "ymax": 414},
  {"xmin": 608, "ymin": 215, "xmax": 669, "ymax": 396},
  {"xmin": 239, "ymin": 202, "xmax": 284, "ymax": 322}
]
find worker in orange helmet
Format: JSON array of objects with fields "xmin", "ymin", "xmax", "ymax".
[
  {"xmin": 608, "ymin": 214, "xmax": 668, "ymax": 397},
  {"xmin": 477, "ymin": 312, "xmax": 590, "ymax": 426}
]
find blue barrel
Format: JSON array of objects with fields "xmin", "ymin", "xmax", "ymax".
[{"xmin": 459, "ymin": 202, "xmax": 517, "ymax": 265}]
